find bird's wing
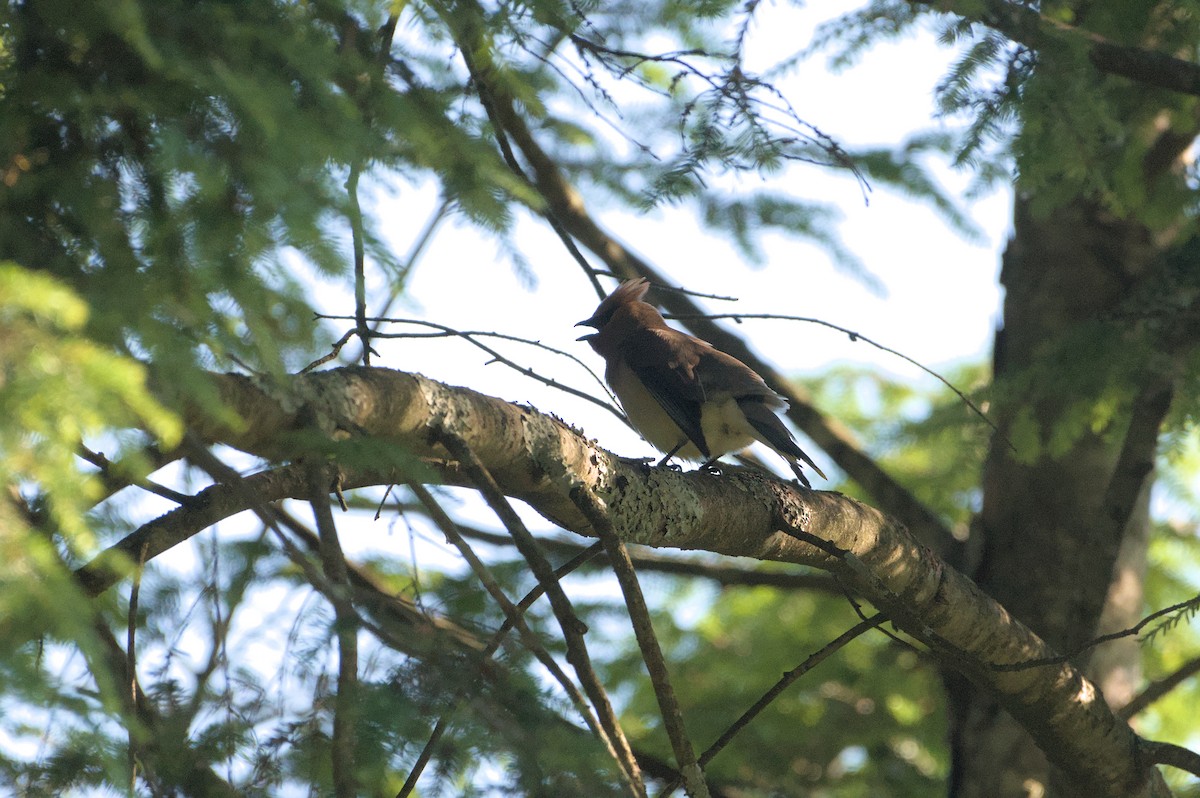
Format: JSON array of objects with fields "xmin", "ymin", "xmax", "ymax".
[
  {"xmin": 738, "ymin": 397, "xmax": 828, "ymax": 482},
  {"xmin": 693, "ymin": 347, "xmax": 788, "ymax": 407},
  {"xmin": 623, "ymin": 327, "xmax": 711, "ymax": 457}
]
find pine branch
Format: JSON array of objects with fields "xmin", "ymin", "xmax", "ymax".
[{"xmin": 916, "ymin": 0, "xmax": 1200, "ymax": 97}]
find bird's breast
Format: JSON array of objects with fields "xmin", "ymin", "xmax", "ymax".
[
  {"xmin": 607, "ymin": 360, "xmax": 700, "ymax": 457},
  {"xmin": 607, "ymin": 360, "xmax": 756, "ymax": 461}
]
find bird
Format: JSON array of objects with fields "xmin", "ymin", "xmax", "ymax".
[{"xmin": 576, "ymin": 278, "xmax": 826, "ymax": 488}]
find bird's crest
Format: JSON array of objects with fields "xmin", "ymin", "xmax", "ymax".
[{"xmin": 590, "ymin": 278, "xmax": 651, "ymax": 324}]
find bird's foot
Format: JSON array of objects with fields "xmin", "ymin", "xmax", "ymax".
[
  {"xmin": 698, "ymin": 458, "xmax": 724, "ymax": 476},
  {"xmin": 655, "ymin": 454, "xmax": 683, "ymax": 471}
]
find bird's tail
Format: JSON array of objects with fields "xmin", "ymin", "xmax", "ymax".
[{"xmin": 738, "ymin": 397, "xmax": 827, "ymax": 487}]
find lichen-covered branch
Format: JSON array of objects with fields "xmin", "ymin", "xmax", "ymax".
[{"xmin": 164, "ymin": 365, "xmax": 1167, "ymax": 796}]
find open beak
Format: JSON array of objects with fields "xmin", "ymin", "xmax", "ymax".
[{"xmin": 574, "ymin": 318, "xmax": 597, "ymax": 342}]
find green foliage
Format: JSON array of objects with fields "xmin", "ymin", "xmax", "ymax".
[
  {"xmin": 815, "ymin": 0, "xmax": 1200, "ymax": 224},
  {"xmin": 0, "ymin": 262, "xmax": 180, "ymax": 540},
  {"xmin": 805, "ymin": 363, "xmax": 992, "ymax": 529},
  {"xmin": 608, "ymin": 583, "xmax": 946, "ymax": 795}
]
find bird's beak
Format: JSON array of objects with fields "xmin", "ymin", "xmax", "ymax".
[{"xmin": 575, "ymin": 318, "xmax": 598, "ymax": 341}]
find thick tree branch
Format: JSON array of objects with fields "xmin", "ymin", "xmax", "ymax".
[
  {"xmin": 919, "ymin": 0, "xmax": 1200, "ymax": 98},
  {"xmin": 164, "ymin": 365, "xmax": 1166, "ymax": 796}
]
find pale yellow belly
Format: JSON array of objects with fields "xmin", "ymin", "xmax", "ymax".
[{"xmin": 609, "ymin": 362, "xmax": 756, "ymax": 460}]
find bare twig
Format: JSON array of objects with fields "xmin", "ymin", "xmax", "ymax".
[
  {"xmin": 650, "ymin": 283, "xmax": 740, "ymax": 303},
  {"xmin": 308, "ymin": 466, "xmax": 359, "ymax": 798},
  {"xmin": 368, "ymin": 198, "xmax": 451, "ymax": 327},
  {"xmin": 1120, "ymin": 655, "xmax": 1200, "ymax": 720},
  {"xmin": 399, "ymin": 542, "xmax": 604, "ymax": 797},
  {"xmin": 991, "ymin": 594, "xmax": 1200, "ymax": 672},
  {"xmin": 345, "ymin": 165, "xmax": 373, "ymax": 367},
  {"xmin": 404, "ymin": 480, "xmax": 640, "ymax": 795},
  {"xmin": 301, "ymin": 329, "xmax": 357, "ymax": 374},
  {"xmin": 437, "ymin": 431, "xmax": 647, "ymax": 797},
  {"xmin": 572, "ymin": 486, "xmax": 710, "ymax": 798},
  {"xmin": 80, "ymin": 447, "xmax": 193, "ymax": 506},
  {"xmin": 315, "ymin": 314, "xmax": 623, "ymax": 413},
  {"xmin": 126, "ymin": 540, "xmax": 149, "ymax": 793},
  {"xmin": 665, "ymin": 312, "xmax": 1001, "ymax": 445},
  {"xmin": 657, "ymin": 612, "xmax": 887, "ymax": 797}
]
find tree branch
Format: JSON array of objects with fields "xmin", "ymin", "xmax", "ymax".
[
  {"xmin": 171, "ymin": 365, "xmax": 1163, "ymax": 796},
  {"xmin": 699, "ymin": 613, "xmax": 885, "ymax": 773},
  {"xmin": 1120, "ymin": 655, "xmax": 1200, "ymax": 720},
  {"xmin": 437, "ymin": 431, "xmax": 647, "ymax": 797},
  {"xmin": 309, "ymin": 466, "xmax": 360, "ymax": 798},
  {"xmin": 1140, "ymin": 739, "xmax": 1200, "ymax": 779},
  {"xmin": 572, "ymin": 485, "xmax": 710, "ymax": 798},
  {"xmin": 918, "ymin": 0, "xmax": 1200, "ymax": 97}
]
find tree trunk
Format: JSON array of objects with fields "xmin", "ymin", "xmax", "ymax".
[{"xmin": 948, "ymin": 197, "xmax": 1168, "ymax": 797}]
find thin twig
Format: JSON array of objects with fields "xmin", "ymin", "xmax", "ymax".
[
  {"xmin": 126, "ymin": 540, "xmax": 149, "ymax": 793},
  {"xmin": 368, "ymin": 198, "xmax": 452, "ymax": 328},
  {"xmin": 1120, "ymin": 655, "xmax": 1200, "ymax": 720},
  {"xmin": 80, "ymin": 447, "xmax": 194, "ymax": 506},
  {"xmin": 658, "ymin": 612, "xmax": 888, "ymax": 796},
  {"xmin": 399, "ymin": 542, "xmax": 604, "ymax": 797},
  {"xmin": 315, "ymin": 314, "xmax": 623, "ymax": 413},
  {"xmin": 650, "ymin": 283, "xmax": 740, "ymax": 303},
  {"xmin": 345, "ymin": 165, "xmax": 374, "ymax": 367},
  {"xmin": 990, "ymin": 593, "xmax": 1200, "ymax": 672},
  {"xmin": 301, "ymin": 329, "xmax": 357, "ymax": 374},
  {"xmin": 404, "ymin": 481, "xmax": 637, "ymax": 794},
  {"xmin": 571, "ymin": 486, "xmax": 710, "ymax": 798},
  {"xmin": 665, "ymin": 312, "xmax": 1002, "ymax": 446},
  {"xmin": 437, "ymin": 431, "xmax": 647, "ymax": 797},
  {"xmin": 308, "ymin": 465, "xmax": 359, "ymax": 798}
]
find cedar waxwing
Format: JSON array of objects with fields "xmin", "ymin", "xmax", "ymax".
[{"xmin": 576, "ymin": 278, "xmax": 826, "ymax": 488}]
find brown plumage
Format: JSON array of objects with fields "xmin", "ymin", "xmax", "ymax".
[{"xmin": 576, "ymin": 278, "xmax": 826, "ymax": 488}]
